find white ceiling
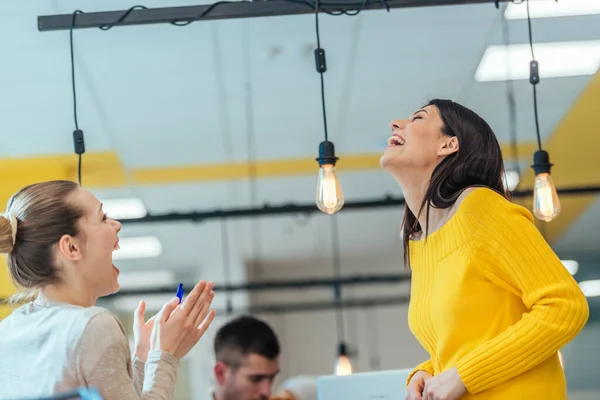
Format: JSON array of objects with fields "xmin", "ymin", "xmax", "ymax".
[{"xmin": 1, "ymin": 0, "xmax": 600, "ymax": 286}]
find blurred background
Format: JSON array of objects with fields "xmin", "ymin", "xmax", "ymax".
[{"xmin": 0, "ymin": 0, "xmax": 599, "ymax": 399}]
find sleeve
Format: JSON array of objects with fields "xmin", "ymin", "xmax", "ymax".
[
  {"xmin": 455, "ymin": 195, "xmax": 589, "ymax": 394},
  {"xmin": 132, "ymin": 356, "xmax": 145, "ymax": 397},
  {"xmin": 76, "ymin": 311, "xmax": 180, "ymax": 400},
  {"xmin": 405, "ymin": 359, "xmax": 434, "ymax": 386}
]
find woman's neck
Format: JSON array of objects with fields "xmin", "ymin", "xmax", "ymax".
[
  {"xmin": 40, "ymin": 281, "xmax": 97, "ymax": 308},
  {"xmin": 394, "ymin": 170, "xmax": 451, "ymax": 239},
  {"xmin": 403, "ymin": 188, "xmax": 451, "ymax": 238}
]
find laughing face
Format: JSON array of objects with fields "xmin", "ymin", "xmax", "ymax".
[
  {"xmin": 71, "ymin": 188, "xmax": 122, "ymax": 298},
  {"xmin": 380, "ymin": 104, "xmax": 453, "ymax": 174}
]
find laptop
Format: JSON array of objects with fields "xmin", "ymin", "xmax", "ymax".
[{"xmin": 317, "ymin": 369, "xmax": 412, "ymax": 400}]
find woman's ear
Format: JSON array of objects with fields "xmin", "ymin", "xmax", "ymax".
[
  {"xmin": 438, "ymin": 136, "xmax": 459, "ymax": 157},
  {"xmin": 57, "ymin": 234, "xmax": 83, "ymax": 262}
]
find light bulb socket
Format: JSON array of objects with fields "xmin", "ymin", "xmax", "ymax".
[
  {"xmin": 337, "ymin": 342, "xmax": 348, "ymax": 356},
  {"xmin": 316, "ymin": 141, "xmax": 339, "ymax": 167},
  {"xmin": 531, "ymin": 150, "xmax": 553, "ymax": 175}
]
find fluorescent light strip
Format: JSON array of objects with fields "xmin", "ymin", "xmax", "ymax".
[
  {"xmin": 475, "ymin": 40, "xmax": 600, "ymax": 82},
  {"xmin": 578, "ymin": 280, "xmax": 600, "ymax": 298},
  {"xmin": 561, "ymin": 260, "xmax": 579, "ymax": 276},
  {"xmin": 505, "ymin": 0, "xmax": 600, "ymax": 20},
  {"xmin": 504, "ymin": 170, "xmax": 520, "ymax": 191},
  {"xmin": 113, "ymin": 236, "xmax": 163, "ymax": 260},
  {"xmin": 117, "ymin": 270, "xmax": 175, "ymax": 289},
  {"xmin": 102, "ymin": 198, "xmax": 147, "ymax": 220}
]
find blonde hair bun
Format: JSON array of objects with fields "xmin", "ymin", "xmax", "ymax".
[{"xmin": 0, "ymin": 212, "xmax": 18, "ymax": 253}]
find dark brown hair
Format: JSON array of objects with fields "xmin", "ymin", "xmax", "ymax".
[
  {"xmin": 0, "ymin": 180, "xmax": 84, "ymax": 293},
  {"xmin": 402, "ymin": 99, "xmax": 508, "ymax": 267},
  {"xmin": 214, "ymin": 315, "xmax": 280, "ymax": 369}
]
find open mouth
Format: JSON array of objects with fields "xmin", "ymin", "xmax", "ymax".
[
  {"xmin": 112, "ymin": 239, "xmax": 120, "ymax": 275},
  {"xmin": 387, "ymin": 135, "xmax": 405, "ymax": 147}
]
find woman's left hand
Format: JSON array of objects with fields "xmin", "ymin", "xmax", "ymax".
[
  {"xmin": 422, "ymin": 367, "xmax": 466, "ymax": 400},
  {"xmin": 133, "ymin": 300, "xmax": 157, "ymax": 363}
]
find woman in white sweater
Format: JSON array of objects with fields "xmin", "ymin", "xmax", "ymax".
[{"xmin": 0, "ymin": 180, "xmax": 216, "ymax": 400}]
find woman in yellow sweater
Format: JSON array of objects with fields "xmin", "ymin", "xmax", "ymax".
[{"xmin": 380, "ymin": 99, "xmax": 589, "ymax": 400}]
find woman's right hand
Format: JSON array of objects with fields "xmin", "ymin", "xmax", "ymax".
[
  {"xmin": 406, "ymin": 370, "xmax": 433, "ymax": 400},
  {"xmin": 150, "ymin": 280, "xmax": 216, "ymax": 359}
]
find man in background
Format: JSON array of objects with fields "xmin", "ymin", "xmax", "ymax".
[{"xmin": 212, "ymin": 315, "xmax": 281, "ymax": 400}]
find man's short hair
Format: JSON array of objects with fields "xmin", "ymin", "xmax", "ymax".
[{"xmin": 214, "ymin": 315, "xmax": 280, "ymax": 368}]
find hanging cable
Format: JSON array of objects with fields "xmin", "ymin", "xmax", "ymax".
[
  {"xmin": 330, "ymin": 214, "xmax": 345, "ymax": 343},
  {"xmin": 366, "ymin": 307, "xmax": 381, "ymax": 370},
  {"xmin": 524, "ymin": 0, "xmax": 561, "ymax": 222},
  {"xmin": 221, "ymin": 219, "xmax": 234, "ymax": 316},
  {"xmin": 315, "ymin": 0, "xmax": 329, "ymax": 143},
  {"xmin": 241, "ymin": 22, "xmax": 265, "ymax": 277},
  {"xmin": 330, "ymin": 214, "xmax": 353, "ymax": 375},
  {"xmin": 500, "ymin": 9, "xmax": 520, "ymax": 178},
  {"xmin": 64, "ymin": 0, "xmax": 389, "ymax": 32},
  {"xmin": 525, "ymin": 0, "xmax": 542, "ymax": 152},
  {"xmin": 70, "ymin": 11, "xmax": 85, "ymax": 185},
  {"xmin": 314, "ymin": 0, "xmax": 345, "ymax": 215}
]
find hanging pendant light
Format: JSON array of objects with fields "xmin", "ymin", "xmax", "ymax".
[
  {"xmin": 334, "ymin": 342, "xmax": 353, "ymax": 376},
  {"xmin": 524, "ymin": 0, "xmax": 560, "ymax": 222},
  {"xmin": 532, "ymin": 150, "xmax": 560, "ymax": 221},
  {"xmin": 313, "ymin": 0, "xmax": 344, "ymax": 215},
  {"xmin": 316, "ymin": 141, "xmax": 344, "ymax": 214}
]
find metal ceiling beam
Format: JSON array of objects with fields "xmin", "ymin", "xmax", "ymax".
[
  {"xmin": 37, "ymin": 0, "xmax": 507, "ymax": 32},
  {"xmin": 121, "ymin": 194, "xmax": 406, "ymax": 224},
  {"xmin": 243, "ymin": 294, "xmax": 411, "ymax": 314},
  {"xmin": 2, "ymin": 294, "xmax": 411, "ymax": 313},
  {"xmin": 119, "ymin": 186, "xmax": 600, "ymax": 225},
  {"xmin": 103, "ymin": 273, "xmax": 409, "ymax": 298},
  {"xmin": 1, "ymin": 273, "xmax": 407, "ymax": 304}
]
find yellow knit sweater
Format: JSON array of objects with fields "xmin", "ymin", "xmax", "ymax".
[{"xmin": 406, "ymin": 188, "xmax": 589, "ymax": 399}]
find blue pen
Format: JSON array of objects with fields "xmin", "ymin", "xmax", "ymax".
[{"xmin": 176, "ymin": 283, "xmax": 184, "ymax": 303}]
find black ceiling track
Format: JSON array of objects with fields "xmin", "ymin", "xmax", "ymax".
[
  {"xmin": 1, "ymin": 273, "xmax": 409, "ymax": 305},
  {"xmin": 38, "ymin": 0, "xmax": 509, "ymax": 32},
  {"xmin": 119, "ymin": 186, "xmax": 600, "ymax": 225}
]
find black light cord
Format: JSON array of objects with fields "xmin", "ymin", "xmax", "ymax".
[
  {"xmin": 315, "ymin": 0, "xmax": 329, "ymax": 143},
  {"xmin": 330, "ymin": 215, "xmax": 346, "ymax": 343},
  {"xmin": 366, "ymin": 307, "xmax": 381, "ymax": 370},
  {"xmin": 532, "ymin": 83, "xmax": 542, "ymax": 151},
  {"xmin": 70, "ymin": 11, "xmax": 85, "ymax": 186},
  {"xmin": 525, "ymin": 0, "xmax": 535, "ymax": 60},
  {"xmin": 68, "ymin": 0, "xmax": 388, "ymax": 30},
  {"xmin": 221, "ymin": 219, "xmax": 234, "ymax": 316},
  {"xmin": 99, "ymin": 5, "xmax": 148, "ymax": 30},
  {"xmin": 500, "ymin": 5, "xmax": 520, "ymax": 176},
  {"xmin": 243, "ymin": 40, "xmax": 264, "ymax": 276},
  {"xmin": 70, "ymin": 11, "xmax": 81, "ymax": 132},
  {"xmin": 525, "ymin": 0, "xmax": 543, "ymax": 152}
]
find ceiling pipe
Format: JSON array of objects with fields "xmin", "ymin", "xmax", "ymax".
[
  {"xmin": 0, "ymin": 273, "xmax": 408, "ymax": 305},
  {"xmin": 119, "ymin": 186, "xmax": 600, "ymax": 225}
]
